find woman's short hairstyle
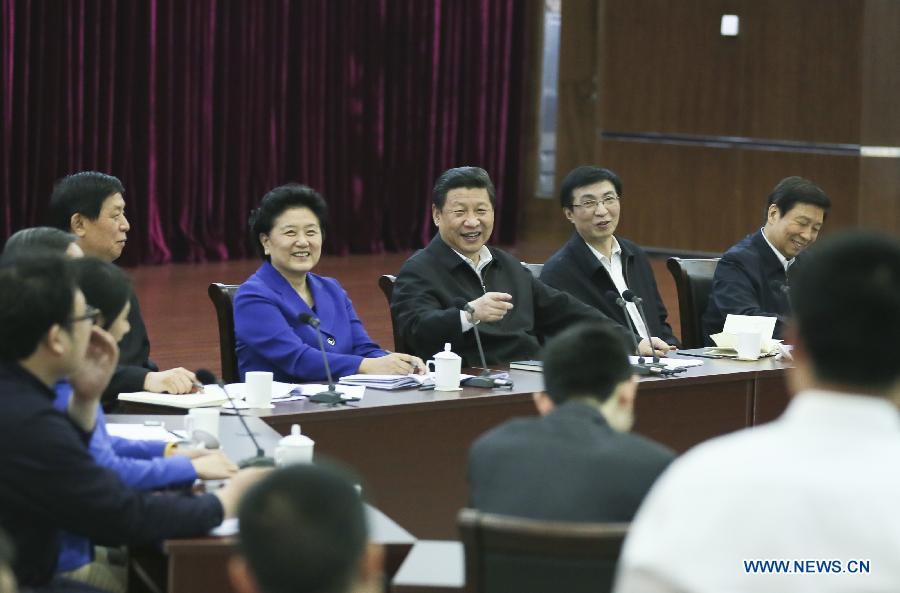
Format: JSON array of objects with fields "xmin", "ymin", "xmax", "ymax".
[{"xmin": 248, "ymin": 184, "xmax": 329, "ymax": 260}]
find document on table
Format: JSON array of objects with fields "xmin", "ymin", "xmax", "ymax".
[{"xmin": 106, "ymin": 423, "xmax": 180, "ymax": 442}]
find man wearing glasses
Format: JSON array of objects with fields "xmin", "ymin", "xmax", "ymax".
[{"xmin": 541, "ymin": 166, "xmax": 679, "ymax": 348}]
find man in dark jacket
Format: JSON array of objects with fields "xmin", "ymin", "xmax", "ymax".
[
  {"xmin": 48, "ymin": 171, "xmax": 198, "ymax": 409},
  {"xmin": 468, "ymin": 323, "xmax": 674, "ymax": 521},
  {"xmin": 541, "ymin": 166, "xmax": 679, "ymax": 347},
  {"xmin": 702, "ymin": 176, "xmax": 830, "ymax": 343},
  {"xmin": 390, "ymin": 166, "xmax": 670, "ymax": 366}
]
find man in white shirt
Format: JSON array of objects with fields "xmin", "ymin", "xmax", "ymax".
[
  {"xmin": 615, "ymin": 230, "xmax": 900, "ymax": 593},
  {"xmin": 702, "ymin": 176, "xmax": 831, "ymax": 342}
]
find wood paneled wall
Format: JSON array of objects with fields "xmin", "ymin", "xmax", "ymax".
[{"xmin": 523, "ymin": 0, "xmax": 900, "ymax": 253}]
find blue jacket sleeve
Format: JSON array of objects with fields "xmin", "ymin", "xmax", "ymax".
[
  {"xmin": 90, "ymin": 412, "xmax": 197, "ymax": 489},
  {"xmin": 108, "ymin": 435, "xmax": 167, "ymax": 459},
  {"xmin": 346, "ymin": 294, "xmax": 387, "ymax": 358}
]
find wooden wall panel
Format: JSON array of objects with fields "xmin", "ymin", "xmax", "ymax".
[
  {"xmin": 740, "ymin": 0, "xmax": 862, "ymax": 143},
  {"xmin": 858, "ymin": 158, "xmax": 900, "ymax": 234},
  {"xmin": 602, "ymin": 0, "xmax": 742, "ymax": 136},
  {"xmin": 598, "ymin": 140, "xmax": 739, "ymax": 251},
  {"xmin": 861, "ymin": 0, "xmax": 900, "ymax": 145}
]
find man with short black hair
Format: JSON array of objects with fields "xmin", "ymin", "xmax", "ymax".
[
  {"xmin": 616, "ymin": 231, "xmax": 900, "ymax": 593},
  {"xmin": 703, "ymin": 176, "xmax": 831, "ymax": 342},
  {"xmin": 48, "ymin": 171, "xmax": 198, "ymax": 407},
  {"xmin": 391, "ymin": 166, "xmax": 669, "ymax": 365},
  {"xmin": 0, "ymin": 254, "xmax": 263, "ymax": 590},
  {"xmin": 228, "ymin": 464, "xmax": 383, "ymax": 593},
  {"xmin": 467, "ymin": 323, "xmax": 674, "ymax": 521},
  {"xmin": 541, "ymin": 166, "xmax": 679, "ymax": 346}
]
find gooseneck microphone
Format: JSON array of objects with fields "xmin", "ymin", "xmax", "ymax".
[
  {"xmin": 604, "ymin": 291, "xmax": 664, "ymax": 377},
  {"xmin": 297, "ymin": 313, "xmax": 344, "ymax": 404},
  {"xmin": 453, "ymin": 298, "xmax": 497, "ymax": 388},
  {"xmin": 622, "ymin": 289, "xmax": 659, "ymax": 364},
  {"xmin": 195, "ymin": 369, "xmax": 274, "ymax": 468}
]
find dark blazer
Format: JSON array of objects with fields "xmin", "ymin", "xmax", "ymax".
[
  {"xmin": 102, "ymin": 292, "xmax": 158, "ymax": 411},
  {"xmin": 468, "ymin": 401, "xmax": 675, "ymax": 522},
  {"xmin": 391, "ymin": 236, "xmax": 631, "ymax": 366},
  {"xmin": 702, "ymin": 230, "xmax": 791, "ymax": 343},
  {"xmin": 234, "ymin": 261, "xmax": 386, "ymax": 383},
  {"xmin": 0, "ymin": 362, "xmax": 223, "ymax": 587},
  {"xmin": 540, "ymin": 233, "xmax": 679, "ymax": 346}
]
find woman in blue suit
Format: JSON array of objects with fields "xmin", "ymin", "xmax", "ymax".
[{"xmin": 235, "ymin": 183, "xmax": 424, "ymax": 383}]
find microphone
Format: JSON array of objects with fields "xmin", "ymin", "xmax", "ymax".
[
  {"xmin": 195, "ymin": 369, "xmax": 274, "ymax": 468},
  {"xmin": 452, "ymin": 298, "xmax": 507, "ymax": 389},
  {"xmin": 297, "ymin": 313, "xmax": 344, "ymax": 405},
  {"xmin": 605, "ymin": 291, "xmax": 663, "ymax": 376},
  {"xmin": 622, "ymin": 289, "xmax": 659, "ymax": 364}
]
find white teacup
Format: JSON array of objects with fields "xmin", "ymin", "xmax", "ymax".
[
  {"xmin": 245, "ymin": 371, "xmax": 274, "ymax": 408},
  {"xmin": 427, "ymin": 343, "xmax": 462, "ymax": 391},
  {"xmin": 735, "ymin": 331, "xmax": 762, "ymax": 361},
  {"xmin": 184, "ymin": 407, "xmax": 220, "ymax": 440}
]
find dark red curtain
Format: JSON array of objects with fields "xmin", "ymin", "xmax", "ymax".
[{"xmin": 1, "ymin": 0, "xmax": 531, "ymax": 264}]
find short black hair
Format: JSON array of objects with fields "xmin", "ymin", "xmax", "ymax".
[
  {"xmin": 558, "ymin": 166, "xmax": 623, "ymax": 208},
  {"xmin": 791, "ymin": 231, "xmax": 900, "ymax": 391},
  {"xmin": 3, "ymin": 226, "xmax": 78, "ymax": 258},
  {"xmin": 71, "ymin": 258, "xmax": 132, "ymax": 331},
  {"xmin": 48, "ymin": 171, "xmax": 125, "ymax": 231},
  {"xmin": 766, "ymin": 176, "xmax": 831, "ymax": 220},
  {"xmin": 237, "ymin": 463, "xmax": 367, "ymax": 593},
  {"xmin": 541, "ymin": 323, "xmax": 633, "ymax": 405},
  {"xmin": 432, "ymin": 166, "xmax": 496, "ymax": 210},
  {"xmin": 0, "ymin": 254, "xmax": 77, "ymax": 361},
  {"xmin": 249, "ymin": 184, "xmax": 329, "ymax": 260}
]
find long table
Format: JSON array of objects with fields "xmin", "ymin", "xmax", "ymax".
[
  {"xmin": 121, "ymin": 355, "xmax": 791, "ymax": 539},
  {"xmin": 110, "ymin": 414, "xmax": 415, "ymax": 593}
]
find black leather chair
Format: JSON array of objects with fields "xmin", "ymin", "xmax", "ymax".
[
  {"xmin": 377, "ymin": 274, "xmax": 408, "ymax": 353},
  {"xmin": 458, "ymin": 508, "xmax": 629, "ymax": 593},
  {"xmin": 207, "ymin": 283, "xmax": 241, "ymax": 383},
  {"xmin": 665, "ymin": 257, "xmax": 719, "ymax": 348},
  {"xmin": 521, "ymin": 262, "xmax": 543, "ymax": 279}
]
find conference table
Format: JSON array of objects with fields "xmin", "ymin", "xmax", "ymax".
[
  {"xmin": 120, "ymin": 353, "xmax": 792, "ymax": 540},
  {"xmin": 110, "ymin": 414, "xmax": 415, "ymax": 593}
]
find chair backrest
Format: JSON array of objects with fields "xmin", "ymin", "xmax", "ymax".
[
  {"xmin": 665, "ymin": 257, "xmax": 719, "ymax": 348},
  {"xmin": 521, "ymin": 262, "xmax": 543, "ymax": 279},
  {"xmin": 207, "ymin": 283, "xmax": 241, "ymax": 383},
  {"xmin": 458, "ymin": 508, "xmax": 629, "ymax": 593},
  {"xmin": 377, "ymin": 274, "xmax": 407, "ymax": 353}
]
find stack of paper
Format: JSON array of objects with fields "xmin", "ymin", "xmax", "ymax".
[
  {"xmin": 338, "ymin": 374, "xmax": 428, "ymax": 390},
  {"xmin": 118, "ymin": 389, "xmax": 230, "ymax": 409},
  {"xmin": 629, "ymin": 356, "xmax": 703, "ymax": 369}
]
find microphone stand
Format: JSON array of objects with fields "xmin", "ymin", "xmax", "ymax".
[
  {"xmin": 196, "ymin": 370, "xmax": 274, "ymax": 468},
  {"xmin": 455, "ymin": 300, "xmax": 506, "ymax": 388},
  {"xmin": 606, "ymin": 291, "xmax": 664, "ymax": 376},
  {"xmin": 298, "ymin": 313, "xmax": 344, "ymax": 405}
]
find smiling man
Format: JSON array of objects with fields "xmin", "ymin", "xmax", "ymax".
[
  {"xmin": 49, "ymin": 171, "xmax": 199, "ymax": 409},
  {"xmin": 540, "ymin": 166, "xmax": 679, "ymax": 347},
  {"xmin": 703, "ymin": 176, "xmax": 831, "ymax": 342},
  {"xmin": 391, "ymin": 166, "xmax": 666, "ymax": 366}
]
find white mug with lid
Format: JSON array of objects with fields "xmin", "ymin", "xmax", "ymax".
[
  {"xmin": 427, "ymin": 343, "xmax": 462, "ymax": 391},
  {"xmin": 275, "ymin": 424, "xmax": 315, "ymax": 466}
]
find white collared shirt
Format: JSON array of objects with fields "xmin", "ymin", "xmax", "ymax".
[
  {"xmin": 615, "ymin": 389, "xmax": 900, "ymax": 593},
  {"xmin": 453, "ymin": 246, "xmax": 493, "ymax": 332},
  {"xmin": 761, "ymin": 227, "xmax": 793, "ymax": 272},
  {"xmin": 584, "ymin": 237, "xmax": 649, "ymax": 339}
]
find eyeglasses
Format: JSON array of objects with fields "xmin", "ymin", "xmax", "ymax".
[
  {"xmin": 571, "ymin": 194, "xmax": 620, "ymax": 211},
  {"xmin": 68, "ymin": 306, "xmax": 101, "ymax": 326}
]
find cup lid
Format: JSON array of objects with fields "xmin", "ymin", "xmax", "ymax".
[
  {"xmin": 434, "ymin": 342, "xmax": 461, "ymax": 360},
  {"xmin": 279, "ymin": 424, "xmax": 314, "ymax": 447}
]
